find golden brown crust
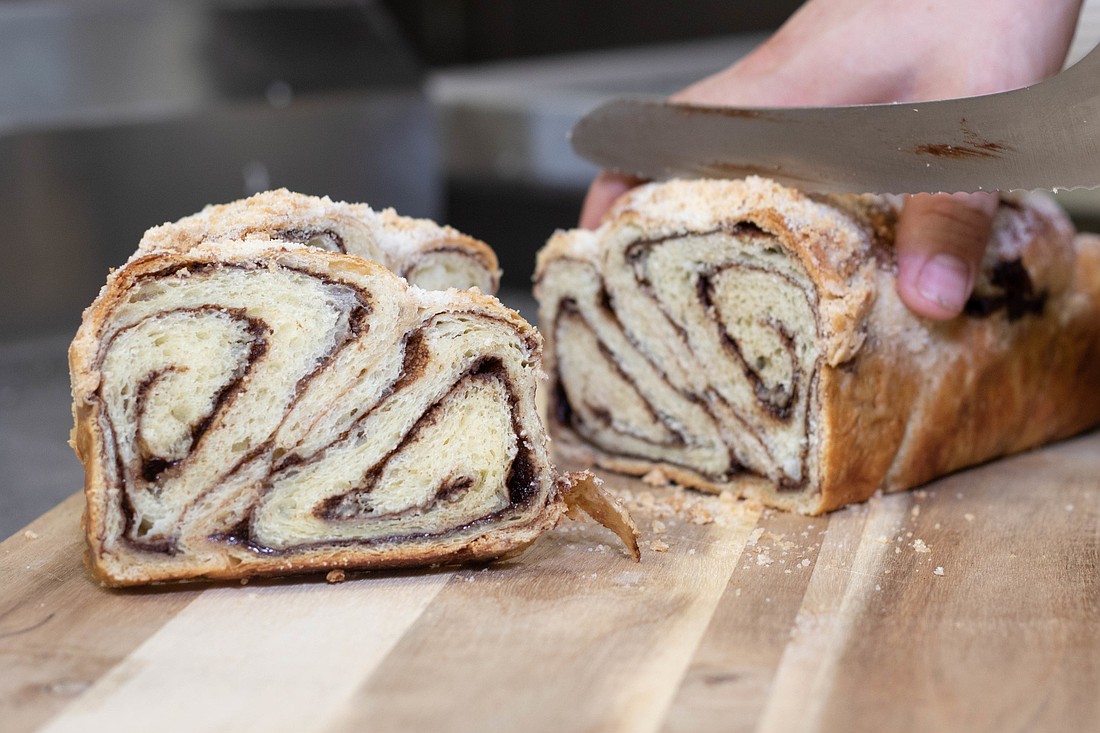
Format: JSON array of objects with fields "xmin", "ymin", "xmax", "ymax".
[
  {"xmin": 137, "ymin": 189, "xmax": 501, "ymax": 294},
  {"xmin": 536, "ymin": 177, "xmax": 1100, "ymax": 514}
]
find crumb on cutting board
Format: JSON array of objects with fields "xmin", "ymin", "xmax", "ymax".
[{"xmin": 649, "ymin": 539, "xmax": 670, "ymax": 553}]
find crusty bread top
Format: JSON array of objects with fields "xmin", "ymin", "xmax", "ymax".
[
  {"xmin": 538, "ymin": 177, "xmax": 892, "ymax": 289},
  {"xmin": 135, "ymin": 189, "xmax": 501, "ymax": 290}
]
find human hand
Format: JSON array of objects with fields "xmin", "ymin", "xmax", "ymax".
[{"xmin": 580, "ymin": 0, "xmax": 1083, "ymax": 319}]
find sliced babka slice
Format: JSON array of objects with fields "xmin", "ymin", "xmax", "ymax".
[
  {"xmin": 535, "ymin": 177, "xmax": 1100, "ymax": 514},
  {"xmin": 71, "ymin": 240, "xmax": 635, "ymax": 586},
  {"xmin": 137, "ymin": 189, "xmax": 501, "ymax": 293}
]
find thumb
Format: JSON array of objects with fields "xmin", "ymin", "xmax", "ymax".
[{"xmin": 895, "ymin": 192, "xmax": 998, "ymax": 320}]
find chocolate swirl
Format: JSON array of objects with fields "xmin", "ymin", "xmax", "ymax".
[
  {"xmin": 71, "ymin": 243, "xmax": 561, "ymax": 584},
  {"xmin": 538, "ymin": 224, "xmax": 820, "ymax": 492}
]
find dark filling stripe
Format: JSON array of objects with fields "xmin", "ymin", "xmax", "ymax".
[
  {"xmin": 397, "ymin": 244, "xmax": 496, "ymax": 282},
  {"xmin": 96, "ymin": 305, "xmax": 270, "ymax": 549},
  {"xmin": 309, "ymin": 358, "xmax": 533, "ymax": 523},
  {"xmin": 551, "ymin": 231, "xmax": 821, "ymax": 490},
  {"xmin": 221, "ymin": 359, "xmax": 543, "ymax": 555},
  {"xmin": 277, "ymin": 227, "xmax": 347, "ymax": 253},
  {"xmin": 964, "ymin": 258, "xmax": 1047, "ymax": 321},
  {"xmin": 699, "ymin": 269, "xmax": 805, "ymax": 420},
  {"xmin": 554, "ymin": 300, "xmax": 741, "ymax": 481}
]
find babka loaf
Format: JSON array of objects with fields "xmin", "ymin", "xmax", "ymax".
[
  {"xmin": 137, "ymin": 189, "xmax": 501, "ymax": 294},
  {"xmin": 70, "ymin": 241, "xmax": 636, "ymax": 586},
  {"xmin": 534, "ymin": 177, "xmax": 1100, "ymax": 514}
]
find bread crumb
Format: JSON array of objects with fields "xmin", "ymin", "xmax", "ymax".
[
  {"xmin": 756, "ymin": 552, "xmax": 773, "ymax": 566},
  {"xmin": 1065, "ymin": 504, "xmax": 1074, "ymax": 512},
  {"xmin": 964, "ymin": 513, "xmax": 975, "ymax": 522},
  {"xmin": 649, "ymin": 539, "xmax": 670, "ymax": 553},
  {"xmin": 23, "ymin": 530, "xmax": 39, "ymax": 540},
  {"xmin": 747, "ymin": 527, "xmax": 766, "ymax": 547},
  {"xmin": 910, "ymin": 505, "xmax": 921, "ymax": 518},
  {"xmin": 933, "ymin": 566, "xmax": 945, "ymax": 576},
  {"xmin": 326, "ymin": 569, "xmax": 346, "ymax": 584},
  {"xmin": 240, "ymin": 578, "xmax": 249, "ymax": 585},
  {"xmin": 641, "ymin": 468, "xmax": 671, "ymax": 487},
  {"xmin": 687, "ymin": 504, "xmax": 714, "ymax": 525},
  {"xmin": 611, "ymin": 483, "xmax": 756, "ymax": 526},
  {"xmin": 687, "ymin": 548, "xmax": 696, "ymax": 556},
  {"xmin": 912, "ymin": 538, "xmax": 931, "ymax": 553},
  {"xmin": 651, "ymin": 520, "xmax": 667, "ymax": 535}
]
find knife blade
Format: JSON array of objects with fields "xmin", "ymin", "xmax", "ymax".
[{"xmin": 570, "ymin": 44, "xmax": 1100, "ymax": 195}]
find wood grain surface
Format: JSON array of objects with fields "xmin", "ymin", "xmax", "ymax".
[{"xmin": 2, "ymin": 431, "xmax": 1098, "ymax": 733}]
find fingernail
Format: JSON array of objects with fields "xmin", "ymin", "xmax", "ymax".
[{"xmin": 916, "ymin": 254, "xmax": 970, "ymax": 312}]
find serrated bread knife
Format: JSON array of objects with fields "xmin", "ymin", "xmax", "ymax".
[{"xmin": 570, "ymin": 44, "xmax": 1100, "ymax": 195}]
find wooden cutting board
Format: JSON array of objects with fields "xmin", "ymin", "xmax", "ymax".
[{"xmin": 2, "ymin": 431, "xmax": 1098, "ymax": 733}]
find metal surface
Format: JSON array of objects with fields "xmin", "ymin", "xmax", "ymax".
[
  {"xmin": 571, "ymin": 44, "xmax": 1100, "ymax": 195},
  {"xmin": 0, "ymin": 2, "xmax": 439, "ymax": 339},
  {"xmin": 429, "ymin": 34, "xmax": 765, "ymax": 189}
]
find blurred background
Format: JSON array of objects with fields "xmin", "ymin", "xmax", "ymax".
[{"xmin": 2, "ymin": 0, "xmax": 1099, "ymax": 537}]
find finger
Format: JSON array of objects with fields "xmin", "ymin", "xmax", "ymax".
[
  {"xmin": 580, "ymin": 171, "xmax": 644, "ymax": 230},
  {"xmin": 895, "ymin": 192, "xmax": 999, "ymax": 320}
]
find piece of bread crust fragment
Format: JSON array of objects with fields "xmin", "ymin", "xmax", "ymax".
[{"xmin": 535, "ymin": 177, "xmax": 1100, "ymax": 514}]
